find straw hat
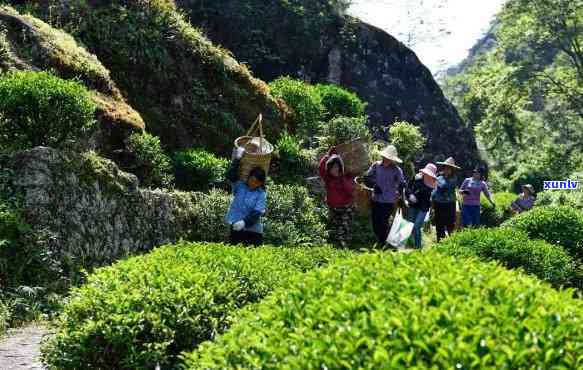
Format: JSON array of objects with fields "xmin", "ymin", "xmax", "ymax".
[
  {"xmin": 420, "ymin": 163, "xmax": 438, "ymax": 180},
  {"xmin": 522, "ymin": 184, "xmax": 535, "ymax": 194},
  {"xmin": 436, "ymin": 157, "xmax": 461, "ymax": 170},
  {"xmin": 379, "ymin": 145, "xmax": 402, "ymax": 164}
]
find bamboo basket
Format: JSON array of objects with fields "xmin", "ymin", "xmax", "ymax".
[
  {"xmin": 234, "ymin": 114, "xmax": 273, "ymax": 180},
  {"xmin": 353, "ymin": 176, "xmax": 372, "ymax": 216},
  {"xmin": 336, "ymin": 138, "xmax": 370, "ymax": 175}
]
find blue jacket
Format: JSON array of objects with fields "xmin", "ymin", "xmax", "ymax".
[{"xmin": 225, "ymin": 160, "xmax": 266, "ymax": 234}]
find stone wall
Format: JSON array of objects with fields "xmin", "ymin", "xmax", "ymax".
[{"xmin": 8, "ymin": 147, "xmax": 198, "ymax": 267}]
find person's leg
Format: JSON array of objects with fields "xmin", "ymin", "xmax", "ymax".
[
  {"xmin": 328, "ymin": 207, "xmax": 341, "ymax": 245},
  {"xmin": 434, "ymin": 203, "xmax": 446, "ymax": 242},
  {"xmin": 380, "ymin": 203, "xmax": 394, "ymax": 244},
  {"xmin": 413, "ymin": 209, "xmax": 427, "ymax": 248},
  {"xmin": 339, "ymin": 206, "xmax": 354, "ymax": 246},
  {"xmin": 371, "ymin": 202, "xmax": 384, "ymax": 244},
  {"xmin": 474, "ymin": 206, "xmax": 482, "ymax": 226},
  {"xmin": 246, "ymin": 232, "xmax": 263, "ymax": 247},
  {"xmin": 461, "ymin": 205, "xmax": 472, "ymax": 227},
  {"xmin": 229, "ymin": 229, "xmax": 244, "ymax": 245}
]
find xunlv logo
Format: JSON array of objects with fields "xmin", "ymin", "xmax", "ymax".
[{"xmin": 543, "ymin": 180, "xmax": 579, "ymax": 190}]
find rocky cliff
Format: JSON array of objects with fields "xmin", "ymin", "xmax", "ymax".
[{"xmin": 178, "ymin": 0, "xmax": 480, "ymax": 167}]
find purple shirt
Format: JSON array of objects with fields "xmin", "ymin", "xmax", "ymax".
[
  {"xmin": 367, "ymin": 162, "xmax": 406, "ymax": 204},
  {"xmin": 460, "ymin": 178, "xmax": 491, "ymax": 206}
]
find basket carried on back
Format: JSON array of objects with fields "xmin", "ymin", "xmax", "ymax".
[
  {"xmin": 234, "ymin": 114, "xmax": 273, "ymax": 181},
  {"xmin": 353, "ymin": 176, "xmax": 372, "ymax": 216},
  {"xmin": 336, "ymin": 138, "xmax": 370, "ymax": 175}
]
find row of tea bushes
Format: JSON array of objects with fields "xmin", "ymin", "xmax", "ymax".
[
  {"xmin": 41, "ymin": 243, "xmax": 351, "ymax": 369},
  {"xmin": 437, "ymin": 228, "xmax": 575, "ymax": 288},
  {"xmin": 502, "ymin": 206, "xmax": 583, "ymax": 260},
  {"xmin": 183, "ymin": 251, "xmax": 583, "ymax": 369}
]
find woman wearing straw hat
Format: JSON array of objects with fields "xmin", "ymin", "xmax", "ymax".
[
  {"xmin": 459, "ymin": 167, "xmax": 495, "ymax": 227},
  {"xmin": 511, "ymin": 184, "xmax": 536, "ymax": 214},
  {"xmin": 364, "ymin": 145, "xmax": 407, "ymax": 245},
  {"xmin": 431, "ymin": 157, "xmax": 460, "ymax": 242},
  {"xmin": 224, "ymin": 147, "xmax": 267, "ymax": 246},
  {"xmin": 406, "ymin": 163, "xmax": 438, "ymax": 248}
]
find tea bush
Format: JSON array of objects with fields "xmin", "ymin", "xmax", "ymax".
[
  {"xmin": 174, "ymin": 149, "xmax": 228, "ymax": 191},
  {"xmin": 503, "ymin": 206, "xmax": 583, "ymax": 260},
  {"xmin": 272, "ymin": 133, "xmax": 314, "ymax": 184},
  {"xmin": 188, "ymin": 185, "xmax": 326, "ymax": 246},
  {"xmin": 265, "ymin": 184, "xmax": 327, "ymax": 245},
  {"xmin": 314, "ymin": 84, "xmax": 367, "ymax": 121},
  {"xmin": 480, "ymin": 192, "xmax": 516, "ymax": 227},
  {"xmin": 188, "ymin": 190, "xmax": 231, "ymax": 242},
  {"xmin": 124, "ymin": 132, "xmax": 174, "ymax": 189},
  {"xmin": 319, "ymin": 115, "xmax": 371, "ymax": 148},
  {"xmin": 536, "ymin": 171, "xmax": 583, "ymax": 211},
  {"xmin": 184, "ymin": 251, "xmax": 583, "ymax": 369},
  {"xmin": 269, "ymin": 77, "xmax": 324, "ymax": 140},
  {"xmin": 437, "ymin": 228, "xmax": 574, "ymax": 287},
  {"xmin": 0, "ymin": 71, "xmax": 96, "ymax": 151},
  {"xmin": 41, "ymin": 243, "xmax": 351, "ymax": 369}
]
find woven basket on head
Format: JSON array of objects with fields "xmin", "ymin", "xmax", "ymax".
[
  {"xmin": 336, "ymin": 138, "xmax": 370, "ymax": 175},
  {"xmin": 353, "ymin": 176, "xmax": 372, "ymax": 216},
  {"xmin": 234, "ymin": 114, "xmax": 273, "ymax": 181}
]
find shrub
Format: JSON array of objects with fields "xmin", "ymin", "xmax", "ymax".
[
  {"xmin": 314, "ymin": 84, "xmax": 367, "ymax": 121},
  {"xmin": 173, "ymin": 149, "xmax": 228, "ymax": 191},
  {"xmin": 480, "ymin": 192, "xmax": 516, "ymax": 227},
  {"xmin": 184, "ymin": 251, "xmax": 583, "ymax": 369},
  {"xmin": 0, "ymin": 71, "xmax": 96, "ymax": 151},
  {"xmin": 502, "ymin": 206, "xmax": 583, "ymax": 260},
  {"xmin": 187, "ymin": 185, "xmax": 326, "ymax": 246},
  {"xmin": 388, "ymin": 121, "xmax": 426, "ymax": 163},
  {"xmin": 536, "ymin": 171, "xmax": 583, "ymax": 211},
  {"xmin": 272, "ymin": 133, "xmax": 314, "ymax": 184},
  {"xmin": 41, "ymin": 243, "xmax": 351, "ymax": 369},
  {"xmin": 188, "ymin": 190, "xmax": 231, "ymax": 242},
  {"xmin": 319, "ymin": 115, "xmax": 371, "ymax": 148},
  {"xmin": 437, "ymin": 228, "xmax": 575, "ymax": 287},
  {"xmin": 269, "ymin": 77, "xmax": 324, "ymax": 140},
  {"xmin": 124, "ymin": 132, "xmax": 174, "ymax": 189},
  {"xmin": 265, "ymin": 184, "xmax": 327, "ymax": 245}
]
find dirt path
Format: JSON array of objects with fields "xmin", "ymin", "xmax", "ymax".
[{"xmin": 0, "ymin": 324, "xmax": 48, "ymax": 370}]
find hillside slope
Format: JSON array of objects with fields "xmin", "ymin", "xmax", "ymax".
[
  {"xmin": 0, "ymin": 5, "xmax": 144, "ymax": 155},
  {"xmin": 178, "ymin": 0, "xmax": 479, "ymax": 167},
  {"xmin": 17, "ymin": 0, "xmax": 289, "ymax": 155}
]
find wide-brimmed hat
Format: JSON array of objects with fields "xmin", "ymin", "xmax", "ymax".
[
  {"xmin": 379, "ymin": 145, "xmax": 402, "ymax": 164},
  {"xmin": 522, "ymin": 184, "xmax": 535, "ymax": 194},
  {"xmin": 436, "ymin": 157, "xmax": 461, "ymax": 170},
  {"xmin": 420, "ymin": 163, "xmax": 438, "ymax": 180}
]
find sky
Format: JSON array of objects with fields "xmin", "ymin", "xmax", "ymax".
[{"xmin": 349, "ymin": 0, "xmax": 507, "ymax": 76}]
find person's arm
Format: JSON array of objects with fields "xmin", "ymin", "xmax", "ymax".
[
  {"xmin": 483, "ymin": 181, "xmax": 495, "ymax": 206},
  {"xmin": 226, "ymin": 147, "xmax": 245, "ymax": 183},
  {"xmin": 459, "ymin": 178, "xmax": 469, "ymax": 196},
  {"xmin": 319, "ymin": 147, "xmax": 335, "ymax": 180},
  {"xmin": 363, "ymin": 163, "xmax": 378, "ymax": 190}
]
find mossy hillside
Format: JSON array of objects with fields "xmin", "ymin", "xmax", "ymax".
[
  {"xmin": 27, "ymin": 0, "xmax": 289, "ymax": 155},
  {"xmin": 0, "ymin": 5, "xmax": 145, "ymax": 152}
]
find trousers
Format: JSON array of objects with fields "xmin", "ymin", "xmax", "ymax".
[{"xmin": 371, "ymin": 201, "xmax": 395, "ymax": 244}]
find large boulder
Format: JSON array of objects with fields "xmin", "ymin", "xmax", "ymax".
[{"xmin": 177, "ymin": 0, "xmax": 480, "ymax": 168}]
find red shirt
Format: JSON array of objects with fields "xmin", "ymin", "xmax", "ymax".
[{"xmin": 319, "ymin": 149, "xmax": 355, "ymax": 208}]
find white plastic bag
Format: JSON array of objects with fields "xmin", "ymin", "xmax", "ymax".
[{"xmin": 387, "ymin": 209, "xmax": 414, "ymax": 249}]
